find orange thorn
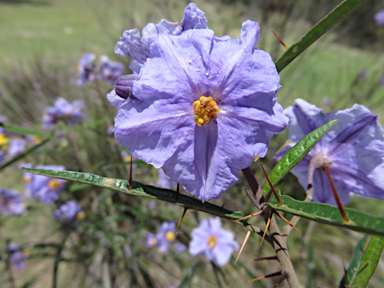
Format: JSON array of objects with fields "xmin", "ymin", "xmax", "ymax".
[
  {"xmin": 249, "ymin": 256, "xmax": 277, "ymax": 262},
  {"xmin": 235, "ymin": 230, "xmax": 251, "ymax": 264},
  {"xmin": 275, "ymin": 212, "xmax": 302, "ymax": 235},
  {"xmin": 323, "ymin": 163, "xmax": 350, "ymax": 223},
  {"xmin": 250, "ymin": 271, "xmax": 282, "ymax": 282},
  {"xmin": 271, "ymin": 30, "xmax": 289, "ymax": 49},
  {"xmin": 235, "ymin": 211, "xmax": 263, "ymax": 222},
  {"xmin": 175, "ymin": 183, "xmax": 180, "ymax": 202},
  {"xmin": 261, "ymin": 164, "xmax": 283, "ymax": 206},
  {"xmin": 129, "ymin": 155, "xmax": 133, "ymax": 190},
  {"xmin": 260, "ymin": 212, "xmax": 272, "ymax": 246},
  {"xmin": 176, "ymin": 207, "xmax": 188, "ymax": 231}
]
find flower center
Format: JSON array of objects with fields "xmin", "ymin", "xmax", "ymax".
[
  {"xmin": 207, "ymin": 235, "xmax": 217, "ymax": 248},
  {"xmin": 23, "ymin": 176, "xmax": 32, "ymax": 184},
  {"xmin": 165, "ymin": 231, "xmax": 176, "ymax": 241},
  {"xmin": 48, "ymin": 179, "xmax": 62, "ymax": 191},
  {"xmin": 76, "ymin": 211, "xmax": 85, "ymax": 220},
  {"xmin": 150, "ymin": 236, "xmax": 157, "ymax": 245},
  {"xmin": 0, "ymin": 133, "xmax": 9, "ymax": 150},
  {"xmin": 193, "ymin": 96, "xmax": 220, "ymax": 127}
]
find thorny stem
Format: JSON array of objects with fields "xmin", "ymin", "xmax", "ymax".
[{"xmin": 241, "ymin": 167, "xmax": 264, "ymax": 203}]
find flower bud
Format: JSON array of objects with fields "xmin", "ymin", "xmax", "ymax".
[{"xmin": 115, "ymin": 74, "xmax": 138, "ymax": 99}]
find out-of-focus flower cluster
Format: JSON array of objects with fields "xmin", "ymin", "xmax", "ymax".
[
  {"xmin": 7, "ymin": 243, "xmax": 30, "ymax": 270},
  {"xmin": 43, "ymin": 97, "xmax": 85, "ymax": 129},
  {"xmin": 146, "ymin": 221, "xmax": 183, "ymax": 253}
]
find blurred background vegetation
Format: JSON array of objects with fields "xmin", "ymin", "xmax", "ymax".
[{"xmin": 1, "ymin": 0, "xmax": 384, "ymax": 287}]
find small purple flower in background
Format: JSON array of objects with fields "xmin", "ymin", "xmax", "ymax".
[
  {"xmin": 379, "ymin": 75, "xmax": 384, "ymax": 86},
  {"xmin": 322, "ymin": 97, "xmax": 330, "ymax": 110},
  {"xmin": 77, "ymin": 53, "xmax": 97, "ymax": 86},
  {"xmin": 175, "ymin": 243, "xmax": 186, "ymax": 253},
  {"xmin": 7, "ymin": 138, "xmax": 26, "ymax": 157},
  {"xmin": 7, "ymin": 243, "xmax": 30, "ymax": 270},
  {"xmin": 374, "ymin": 9, "xmax": 384, "ymax": 26},
  {"xmin": 43, "ymin": 97, "xmax": 85, "ymax": 129},
  {"xmin": 0, "ymin": 151, "xmax": 4, "ymax": 165},
  {"xmin": 0, "ymin": 188, "xmax": 25, "ymax": 215},
  {"xmin": 112, "ymin": 3, "xmax": 287, "ymax": 201},
  {"xmin": 148, "ymin": 200, "xmax": 156, "ymax": 210},
  {"xmin": 22, "ymin": 164, "xmax": 66, "ymax": 204},
  {"xmin": 189, "ymin": 217, "xmax": 238, "ymax": 267},
  {"xmin": 146, "ymin": 233, "xmax": 158, "ymax": 248},
  {"xmin": 275, "ymin": 99, "xmax": 384, "ymax": 206},
  {"xmin": 156, "ymin": 169, "xmax": 176, "ymax": 189},
  {"xmin": 98, "ymin": 55, "xmax": 125, "ymax": 85},
  {"xmin": 358, "ymin": 69, "xmax": 367, "ymax": 80},
  {"xmin": 54, "ymin": 201, "xmax": 84, "ymax": 222},
  {"xmin": 147, "ymin": 221, "xmax": 177, "ymax": 253}
]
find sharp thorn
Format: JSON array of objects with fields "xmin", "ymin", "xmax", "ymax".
[
  {"xmin": 273, "ymin": 271, "xmax": 290, "ymax": 287},
  {"xmin": 220, "ymin": 202, "xmax": 225, "ymax": 213},
  {"xmin": 235, "ymin": 211, "xmax": 263, "ymax": 222},
  {"xmin": 260, "ymin": 212, "xmax": 272, "ymax": 246},
  {"xmin": 261, "ymin": 164, "xmax": 283, "ymax": 206},
  {"xmin": 244, "ymin": 189, "xmax": 263, "ymax": 210},
  {"xmin": 176, "ymin": 207, "xmax": 188, "ymax": 231},
  {"xmin": 175, "ymin": 183, "xmax": 180, "ymax": 202},
  {"xmin": 271, "ymin": 30, "xmax": 289, "ymax": 49},
  {"xmin": 249, "ymin": 256, "xmax": 277, "ymax": 262},
  {"xmin": 235, "ymin": 230, "xmax": 251, "ymax": 264},
  {"xmin": 250, "ymin": 271, "xmax": 283, "ymax": 282},
  {"xmin": 275, "ymin": 212, "xmax": 302, "ymax": 235}
]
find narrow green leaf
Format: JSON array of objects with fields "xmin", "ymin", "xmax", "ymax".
[
  {"xmin": 262, "ymin": 120, "xmax": 338, "ymax": 195},
  {"xmin": 0, "ymin": 122, "xmax": 52, "ymax": 139},
  {"xmin": 266, "ymin": 193, "xmax": 384, "ymax": 237},
  {"xmin": 22, "ymin": 168, "xmax": 259, "ymax": 225},
  {"xmin": 275, "ymin": 0, "xmax": 367, "ymax": 72},
  {"xmin": 0, "ymin": 138, "xmax": 51, "ymax": 171}
]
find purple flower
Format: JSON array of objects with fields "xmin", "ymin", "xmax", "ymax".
[
  {"xmin": 107, "ymin": 89, "xmax": 125, "ymax": 108},
  {"xmin": 156, "ymin": 169, "xmax": 176, "ymax": 189},
  {"xmin": 107, "ymin": 126, "xmax": 114, "ymax": 136},
  {"xmin": 0, "ymin": 188, "xmax": 25, "ymax": 215},
  {"xmin": 189, "ymin": 217, "xmax": 238, "ymax": 267},
  {"xmin": 7, "ymin": 243, "xmax": 30, "ymax": 270},
  {"xmin": 98, "ymin": 55, "xmax": 125, "ymax": 85},
  {"xmin": 379, "ymin": 75, "xmax": 384, "ymax": 86},
  {"xmin": 0, "ymin": 151, "xmax": 4, "ymax": 165},
  {"xmin": 275, "ymin": 99, "xmax": 384, "ymax": 206},
  {"xmin": 358, "ymin": 69, "xmax": 367, "ymax": 80},
  {"xmin": 7, "ymin": 138, "xmax": 26, "ymax": 157},
  {"xmin": 77, "ymin": 53, "xmax": 97, "ymax": 86},
  {"xmin": 147, "ymin": 221, "xmax": 177, "ymax": 253},
  {"xmin": 43, "ymin": 97, "xmax": 85, "ymax": 129},
  {"xmin": 374, "ymin": 9, "xmax": 384, "ymax": 26},
  {"xmin": 54, "ymin": 201, "xmax": 84, "ymax": 222},
  {"xmin": 148, "ymin": 200, "xmax": 156, "ymax": 210},
  {"xmin": 175, "ymin": 243, "xmax": 187, "ymax": 253},
  {"xmin": 112, "ymin": 3, "xmax": 287, "ymax": 202},
  {"xmin": 146, "ymin": 233, "xmax": 158, "ymax": 248},
  {"xmin": 22, "ymin": 164, "xmax": 66, "ymax": 204}
]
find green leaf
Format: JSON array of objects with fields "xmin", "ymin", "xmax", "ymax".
[
  {"xmin": 0, "ymin": 122, "xmax": 52, "ymax": 139},
  {"xmin": 262, "ymin": 119, "xmax": 338, "ymax": 196},
  {"xmin": 340, "ymin": 235, "xmax": 384, "ymax": 288},
  {"xmin": 22, "ymin": 168, "xmax": 258, "ymax": 224},
  {"xmin": 265, "ymin": 193, "xmax": 384, "ymax": 237},
  {"xmin": 275, "ymin": 0, "xmax": 367, "ymax": 72}
]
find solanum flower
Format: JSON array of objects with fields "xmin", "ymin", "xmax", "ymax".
[
  {"xmin": 7, "ymin": 243, "xmax": 30, "ymax": 270},
  {"xmin": 146, "ymin": 221, "xmax": 177, "ymax": 253},
  {"xmin": 275, "ymin": 99, "xmax": 384, "ymax": 206},
  {"xmin": 0, "ymin": 188, "xmax": 25, "ymax": 215},
  {"xmin": 189, "ymin": 217, "xmax": 238, "ymax": 267},
  {"xmin": 43, "ymin": 97, "xmax": 85, "ymax": 129},
  {"xmin": 77, "ymin": 53, "xmax": 97, "ymax": 86},
  {"xmin": 156, "ymin": 169, "xmax": 176, "ymax": 189},
  {"xmin": 54, "ymin": 201, "xmax": 84, "ymax": 222},
  {"xmin": 111, "ymin": 3, "xmax": 287, "ymax": 201},
  {"xmin": 99, "ymin": 55, "xmax": 125, "ymax": 85},
  {"xmin": 374, "ymin": 9, "xmax": 384, "ymax": 26},
  {"xmin": 7, "ymin": 138, "xmax": 26, "ymax": 157}
]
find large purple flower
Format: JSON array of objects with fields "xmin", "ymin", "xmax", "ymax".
[
  {"xmin": 275, "ymin": 99, "xmax": 384, "ymax": 206},
  {"xmin": 43, "ymin": 97, "xmax": 85, "ymax": 129},
  {"xmin": 0, "ymin": 188, "xmax": 25, "ymax": 215},
  {"xmin": 54, "ymin": 200, "xmax": 84, "ymax": 222},
  {"xmin": 112, "ymin": 3, "xmax": 287, "ymax": 201},
  {"xmin": 22, "ymin": 164, "xmax": 66, "ymax": 204},
  {"xmin": 189, "ymin": 217, "xmax": 238, "ymax": 267}
]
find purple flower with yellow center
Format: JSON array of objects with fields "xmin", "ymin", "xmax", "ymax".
[
  {"xmin": 77, "ymin": 53, "xmax": 97, "ymax": 86},
  {"xmin": 0, "ymin": 188, "xmax": 25, "ymax": 215},
  {"xmin": 7, "ymin": 243, "xmax": 30, "ymax": 270},
  {"xmin": 54, "ymin": 200, "xmax": 84, "ymax": 222},
  {"xmin": 22, "ymin": 164, "xmax": 66, "ymax": 204},
  {"xmin": 99, "ymin": 55, "xmax": 125, "ymax": 85},
  {"xmin": 275, "ymin": 99, "xmax": 384, "ymax": 206},
  {"xmin": 146, "ymin": 233, "xmax": 158, "ymax": 248},
  {"xmin": 43, "ymin": 97, "xmax": 85, "ymax": 129},
  {"xmin": 112, "ymin": 3, "xmax": 287, "ymax": 201},
  {"xmin": 374, "ymin": 9, "xmax": 384, "ymax": 26},
  {"xmin": 189, "ymin": 217, "xmax": 238, "ymax": 267},
  {"xmin": 146, "ymin": 221, "xmax": 177, "ymax": 253}
]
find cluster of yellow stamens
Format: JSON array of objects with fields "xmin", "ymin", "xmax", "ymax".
[
  {"xmin": 193, "ymin": 96, "xmax": 220, "ymax": 127},
  {"xmin": 207, "ymin": 235, "xmax": 217, "ymax": 248},
  {"xmin": 0, "ymin": 134, "xmax": 9, "ymax": 150},
  {"xmin": 165, "ymin": 231, "xmax": 176, "ymax": 241},
  {"xmin": 76, "ymin": 211, "xmax": 85, "ymax": 220},
  {"xmin": 48, "ymin": 179, "xmax": 62, "ymax": 191}
]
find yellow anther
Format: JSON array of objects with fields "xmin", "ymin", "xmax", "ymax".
[
  {"xmin": 76, "ymin": 65, "xmax": 83, "ymax": 72},
  {"xmin": 0, "ymin": 133, "xmax": 9, "ymax": 150},
  {"xmin": 150, "ymin": 237, "xmax": 157, "ymax": 245},
  {"xmin": 207, "ymin": 235, "xmax": 217, "ymax": 248},
  {"xmin": 32, "ymin": 136, "xmax": 42, "ymax": 145},
  {"xmin": 165, "ymin": 231, "xmax": 176, "ymax": 241},
  {"xmin": 48, "ymin": 179, "xmax": 62, "ymax": 191},
  {"xmin": 76, "ymin": 211, "xmax": 85, "ymax": 220},
  {"xmin": 22, "ymin": 249, "xmax": 31, "ymax": 256},
  {"xmin": 193, "ymin": 96, "xmax": 220, "ymax": 127},
  {"xmin": 23, "ymin": 177, "xmax": 32, "ymax": 183}
]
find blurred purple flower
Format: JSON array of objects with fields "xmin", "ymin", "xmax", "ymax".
[
  {"xmin": 374, "ymin": 9, "xmax": 384, "ymax": 26},
  {"xmin": 43, "ymin": 97, "xmax": 85, "ymax": 129},
  {"xmin": 147, "ymin": 221, "xmax": 176, "ymax": 253},
  {"xmin": 0, "ymin": 151, "xmax": 4, "ymax": 165},
  {"xmin": 77, "ymin": 53, "xmax": 97, "ymax": 86},
  {"xmin": 112, "ymin": 3, "xmax": 287, "ymax": 201},
  {"xmin": 358, "ymin": 69, "xmax": 367, "ymax": 80},
  {"xmin": 148, "ymin": 200, "xmax": 156, "ymax": 210},
  {"xmin": 146, "ymin": 233, "xmax": 158, "ymax": 248},
  {"xmin": 379, "ymin": 75, "xmax": 384, "ymax": 86},
  {"xmin": 7, "ymin": 138, "xmax": 26, "ymax": 157},
  {"xmin": 7, "ymin": 243, "xmax": 30, "ymax": 270},
  {"xmin": 189, "ymin": 217, "xmax": 238, "ymax": 267},
  {"xmin": 175, "ymin": 243, "xmax": 186, "ymax": 253},
  {"xmin": 22, "ymin": 164, "xmax": 66, "ymax": 204},
  {"xmin": 156, "ymin": 169, "xmax": 176, "ymax": 189},
  {"xmin": 0, "ymin": 188, "xmax": 25, "ymax": 215},
  {"xmin": 107, "ymin": 126, "xmax": 114, "ymax": 136},
  {"xmin": 275, "ymin": 99, "xmax": 384, "ymax": 206},
  {"xmin": 54, "ymin": 200, "xmax": 84, "ymax": 222},
  {"xmin": 99, "ymin": 55, "xmax": 125, "ymax": 85}
]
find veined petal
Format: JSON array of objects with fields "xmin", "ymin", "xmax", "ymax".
[{"xmin": 181, "ymin": 3, "xmax": 208, "ymax": 30}]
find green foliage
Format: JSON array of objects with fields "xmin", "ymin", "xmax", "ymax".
[
  {"xmin": 266, "ymin": 192, "xmax": 384, "ymax": 237},
  {"xmin": 340, "ymin": 235, "xmax": 384, "ymax": 288},
  {"xmin": 262, "ymin": 119, "xmax": 338, "ymax": 196}
]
